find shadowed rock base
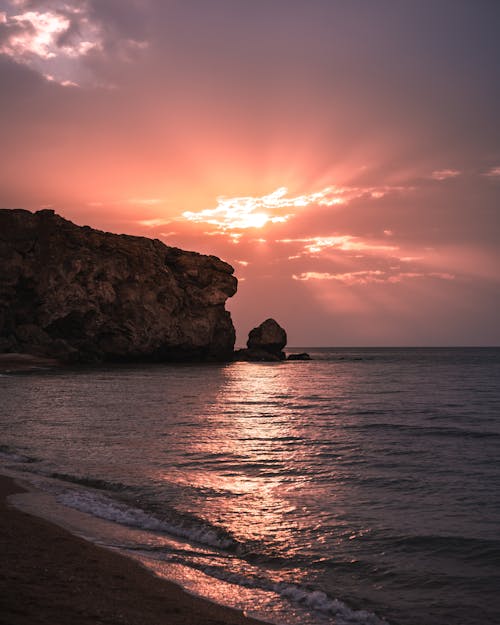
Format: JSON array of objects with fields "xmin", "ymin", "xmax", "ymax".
[
  {"xmin": 233, "ymin": 347, "xmax": 286, "ymax": 362},
  {"xmin": 287, "ymin": 352, "xmax": 312, "ymax": 360}
]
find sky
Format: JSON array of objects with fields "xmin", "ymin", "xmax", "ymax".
[{"xmin": 1, "ymin": 0, "xmax": 499, "ymax": 346}]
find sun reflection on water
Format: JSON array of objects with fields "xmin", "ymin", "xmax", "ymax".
[
  {"xmin": 157, "ymin": 362, "xmax": 321, "ymax": 554},
  {"xmin": 147, "ymin": 358, "xmax": 368, "ymax": 572}
]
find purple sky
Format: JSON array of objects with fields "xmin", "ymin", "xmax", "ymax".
[{"xmin": 1, "ymin": 0, "xmax": 499, "ymax": 346}]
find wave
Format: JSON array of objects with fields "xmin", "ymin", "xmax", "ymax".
[
  {"xmin": 6, "ymin": 466, "xmax": 294, "ymax": 564},
  {"xmin": 50, "ymin": 484, "xmax": 388, "ymax": 623},
  {"xmin": 48, "ymin": 472, "xmax": 130, "ymax": 492},
  {"xmin": 56, "ymin": 488, "xmax": 236, "ymax": 550},
  {"xmin": 132, "ymin": 545, "xmax": 388, "ymax": 625},
  {"xmin": 176, "ymin": 561, "xmax": 388, "ymax": 625},
  {"xmin": 33, "ymin": 472, "xmax": 389, "ymax": 624},
  {"xmin": 275, "ymin": 583, "xmax": 386, "ymax": 625}
]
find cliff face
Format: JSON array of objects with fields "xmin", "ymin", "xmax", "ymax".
[{"xmin": 0, "ymin": 209, "xmax": 237, "ymax": 362}]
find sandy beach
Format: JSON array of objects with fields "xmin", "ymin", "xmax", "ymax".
[{"xmin": 0, "ymin": 475, "xmax": 265, "ymax": 625}]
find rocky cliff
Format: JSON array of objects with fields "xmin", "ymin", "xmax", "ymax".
[{"xmin": 0, "ymin": 209, "xmax": 238, "ymax": 362}]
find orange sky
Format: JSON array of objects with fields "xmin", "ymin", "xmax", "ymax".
[{"xmin": 1, "ymin": 0, "xmax": 499, "ymax": 345}]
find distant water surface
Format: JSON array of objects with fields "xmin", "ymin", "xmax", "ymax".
[{"xmin": 1, "ymin": 347, "xmax": 500, "ymax": 625}]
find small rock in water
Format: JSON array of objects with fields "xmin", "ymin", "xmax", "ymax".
[
  {"xmin": 247, "ymin": 318, "xmax": 287, "ymax": 354},
  {"xmin": 233, "ymin": 318, "xmax": 287, "ymax": 361},
  {"xmin": 287, "ymin": 352, "xmax": 312, "ymax": 361}
]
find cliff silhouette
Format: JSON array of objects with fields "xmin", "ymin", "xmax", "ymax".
[{"xmin": 0, "ymin": 209, "xmax": 237, "ymax": 362}]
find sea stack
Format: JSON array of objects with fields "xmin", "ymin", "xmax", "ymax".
[
  {"xmin": 234, "ymin": 318, "xmax": 287, "ymax": 361},
  {"xmin": 0, "ymin": 209, "xmax": 237, "ymax": 362}
]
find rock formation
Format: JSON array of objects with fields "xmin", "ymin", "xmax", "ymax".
[
  {"xmin": 234, "ymin": 318, "xmax": 287, "ymax": 361},
  {"xmin": 287, "ymin": 352, "xmax": 312, "ymax": 360},
  {"xmin": 247, "ymin": 318, "xmax": 287, "ymax": 353},
  {"xmin": 0, "ymin": 209, "xmax": 237, "ymax": 362}
]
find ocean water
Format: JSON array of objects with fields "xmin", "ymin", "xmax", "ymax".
[{"xmin": 1, "ymin": 347, "xmax": 500, "ymax": 625}]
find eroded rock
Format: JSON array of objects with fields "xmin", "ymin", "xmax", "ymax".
[
  {"xmin": 234, "ymin": 318, "xmax": 287, "ymax": 361},
  {"xmin": 0, "ymin": 209, "xmax": 238, "ymax": 362},
  {"xmin": 247, "ymin": 318, "xmax": 286, "ymax": 353}
]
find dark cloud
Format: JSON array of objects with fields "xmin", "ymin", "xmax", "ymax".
[
  {"xmin": 0, "ymin": 0, "xmax": 149, "ymax": 85},
  {"xmin": 0, "ymin": 10, "xmax": 32, "ymax": 46}
]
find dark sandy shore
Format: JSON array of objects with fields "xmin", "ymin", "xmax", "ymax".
[{"xmin": 0, "ymin": 475, "xmax": 266, "ymax": 625}]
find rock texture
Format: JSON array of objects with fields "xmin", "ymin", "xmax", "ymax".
[
  {"xmin": 234, "ymin": 318, "xmax": 287, "ymax": 361},
  {"xmin": 247, "ymin": 318, "xmax": 287, "ymax": 353},
  {"xmin": 0, "ymin": 209, "xmax": 238, "ymax": 362}
]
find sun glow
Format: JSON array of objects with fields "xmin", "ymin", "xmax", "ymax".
[
  {"xmin": 182, "ymin": 187, "xmax": 294, "ymax": 231},
  {"xmin": 181, "ymin": 184, "xmax": 411, "ymax": 232}
]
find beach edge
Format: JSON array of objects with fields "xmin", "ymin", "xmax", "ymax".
[{"xmin": 0, "ymin": 473, "xmax": 267, "ymax": 625}]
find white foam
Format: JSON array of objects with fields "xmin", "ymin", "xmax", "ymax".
[
  {"xmin": 275, "ymin": 583, "xmax": 387, "ymax": 624},
  {"xmin": 18, "ymin": 474, "xmax": 387, "ymax": 625},
  {"xmin": 198, "ymin": 564, "xmax": 387, "ymax": 625},
  {"xmin": 56, "ymin": 489, "xmax": 233, "ymax": 550},
  {"xmin": 15, "ymin": 477, "xmax": 387, "ymax": 625}
]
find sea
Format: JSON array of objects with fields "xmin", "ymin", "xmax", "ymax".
[{"xmin": 1, "ymin": 347, "xmax": 499, "ymax": 625}]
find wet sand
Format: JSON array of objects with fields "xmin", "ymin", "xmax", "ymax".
[{"xmin": 0, "ymin": 475, "xmax": 266, "ymax": 625}]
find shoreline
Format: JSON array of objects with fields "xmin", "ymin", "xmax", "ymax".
[
  {"xmin": 0, "ymin": 474, "xmax": 267, "ymax": 625},
  {"xmin": 0, "ymin": 353, "xmax": 63, "ymax": 374},
  {"xmin": 0, "ymin": 352, "xmax": 306, "ymax": 375}
]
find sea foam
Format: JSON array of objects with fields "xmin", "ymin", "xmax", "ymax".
[{"xmin": 57, "ymin": 489, "xmax": 234, "ymax": 550}]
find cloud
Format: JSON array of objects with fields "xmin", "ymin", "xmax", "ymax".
[
  {"xmin": 0, "ymin": 9, "xmax": 72, "ymax": 59},
  {"xmin": 0, "ymin": 0, "xmax": 147, "ymax": 85},
  {"xmin": 483, "ymin": 166, "xmax": 500, "ymax": 178},
  {"xmin": 0, "ymin": 3, "xmax": 100, "ymax": 83},
  {"xmin": 431, "ymin": 169, "xmax": 461, "ymax": 181},
  {"xmin": 279, "ymin": 235, "xmax": 398, "ymax": 256},
  {"xmin": 182, "ymin": 184, "xmax": 411, "ymax": 231},
  {"xmin": 136, "ymin": 217, "xmax": 171, "ymax": 228},
  {"xmin": 293, "ymin": 270, "xmax": 455, "ymax": 285},
  {"xmin": 293, "ymin": 270, "xmax": 385, "ymax": 284},
  {"xmin": 182, "ymin": 187, "xmax": 297, "ymax": 231}
]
